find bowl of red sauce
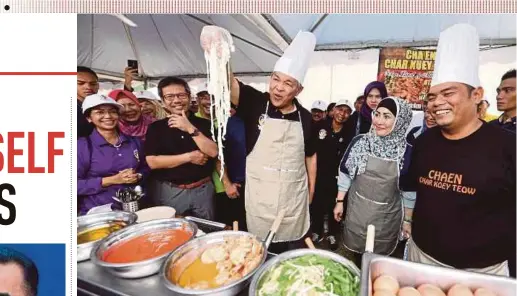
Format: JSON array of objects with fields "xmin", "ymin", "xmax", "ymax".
[{"xmin": 90, "ymin": 218, "xmax": 197, "ymax": 278}]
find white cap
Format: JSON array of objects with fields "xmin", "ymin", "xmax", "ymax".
[
  {"xmin": 335, "ymin": 99, "xmax": 352, "ymax": 108},
  {"xmin": 311, "ymin": 100, "xmax": 328, "ymax": 111},
  {"xmin": 431, "ymin": 23, "xmax": 481, "ymax": 88},
  {"xmin": 134, "ymin": 90, "xmax": 159, "ymax": 101},
  {"xmin": 273, "ymin": 31, "xmax": 316, "ymax": 85},
  {"xmin": 82, "ymin": 94, "xmax": 123, "ymax": 114}
]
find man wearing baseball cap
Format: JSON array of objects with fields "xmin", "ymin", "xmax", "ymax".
[
  {"xmin": 402, "ymin": 24, "xmax": 515, "ymax": 276},
  {"xmin": 201, "ymin": 27, "xmax": 318, "ymax": 253},
  {"xmin": 311, "ymin": 100, "xmax": 328, "ymax": 122},
  {"xmin": 311, "ymin": 99, "xmax": 353, "ymax": 250}
]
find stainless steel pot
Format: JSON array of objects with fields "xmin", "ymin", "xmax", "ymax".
[
  {"xmin": 77, "ymin": 211, "xmax": 137, "ymax": 262},
  {"xmin": 248, "ymin": 248, "xmax": 361, "ymax": 296},
  {"xmin": 161, "ymin": 230, "xmax": 268, "ymax": 296},
  {"xmin": 90, "ymin": 218, "xmax": 197, "ymax": 279}
]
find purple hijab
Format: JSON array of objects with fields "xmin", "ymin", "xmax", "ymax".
[{"xmin": 360, "ymin": 81, "xmax": 388, "ymax": 122}]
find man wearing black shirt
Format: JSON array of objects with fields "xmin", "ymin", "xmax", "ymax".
[
  {"xmin": 490, "ymin": 69, "xmax": 516, "ymax": 133},
  {"xmin": 145, "ymin": 77, "xmax": 218, "ymax": 220},
  {"xmin": 310, "ymin": 100, "xmax": 352, "ymax": 250},
  {"xmin": 201, "ymin": 28, "xmax": 317, "ymax": 252},
  {"xmin": 77, "ymin": 66, "xmax": 99, "ymax": 138},
  {"xmin": 402, "ymin": 24, "xmax": 515, "ymax": 276}
]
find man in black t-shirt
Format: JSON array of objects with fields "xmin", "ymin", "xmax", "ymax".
[
  {"xmin": 144, "ymin": 77, "xmax": 218, "ymax": 220},
  {"xmin": 201, "ymin": 27, "xmax": 317, "ymax": 252},
  {"xmin": 311, "ymin": 100, "xmax": 353, "ymax": 250},
  {"xmin": 490, "ymin": 69, "xmax": 516, "ymax": 133},
  {"xmin": 402, "ymin": 24, "xmax": 515, "ymax": 277}
]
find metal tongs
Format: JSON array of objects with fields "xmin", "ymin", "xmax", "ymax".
[{"xmin": 112, "ymin": 185, "xmax": 144, "ymax": 203}]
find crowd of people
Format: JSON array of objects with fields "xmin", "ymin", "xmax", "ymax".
[{"xmin": 76, "ymin": 23, "xmax": 516, "ymax": 278}]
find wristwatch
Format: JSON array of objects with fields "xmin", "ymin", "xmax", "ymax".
[
  {"xmin": 335, "ymin": 198, "xmax": 344, "ymax": 203},
  {"xmin": 189, "ymin": 128, "xmax": 200, "ymax": 137}
]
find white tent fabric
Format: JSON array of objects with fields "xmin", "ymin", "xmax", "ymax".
[
  {"xmin": 77, "ymin": 14, "xmax": 516, "ymax": 79},
  {"xmin": 269, "ymin": 14, "xmax": 516, "ymax": 49},
  {"xmin": 77, "ymin": 14, "xmax": 284, "ymax": 78}
]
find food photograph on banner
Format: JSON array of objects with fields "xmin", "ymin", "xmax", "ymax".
[{"xmin": 75, "ymin": 13, "xmax": 516, "ymax": 296}]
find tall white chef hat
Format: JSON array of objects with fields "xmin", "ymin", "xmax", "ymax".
[
  {"xmin": 431, "ymin": 23, "xmax": 481, "ymax": 88},
  {"xmin": 273, "ymin": 31, "xmax": 316, "ymax": 86}
]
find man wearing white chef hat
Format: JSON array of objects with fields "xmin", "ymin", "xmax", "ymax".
[
  {"xmin": 201, "ymin": 28, "xmax": 318, "ymax": 252},
  {"xmin": 401, "ymin": 23, "xmax": 516, "ymax": 277}
]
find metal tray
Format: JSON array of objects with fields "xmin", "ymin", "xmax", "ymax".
[{"xmin": 360, "ymin": 253, "xmax": 516, "ymax": 296}]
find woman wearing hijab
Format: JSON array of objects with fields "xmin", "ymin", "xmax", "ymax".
[
  {"xmin": 108, "ymin": 89, "xmax": 156, "ymax": 142},
  {"xmin": 134, "ymin": 90, "xmax": 168, "ymax": 120},
  {"xmin": 334, "ymin": 97, "xmax": 415, "ymax": 265},
  {"xmin": 406, "ymin": 102, "xmax": 437, "ymax": 146},
  {"xmin": 77, "ymin": 94, "xmax": 149, "ymax": 215},
  {"xmin": 342, "ymin": 81, "xmax": 388, "ymax": 147}
]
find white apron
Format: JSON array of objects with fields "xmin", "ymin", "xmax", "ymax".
[{"xmin": 245, "ymin": 101, "xmax": 310, "ymax": 242}]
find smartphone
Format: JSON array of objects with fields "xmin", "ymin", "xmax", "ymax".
[{"xmin": 127, "ymin": 59, "xmax": 138, "ymax": 75}]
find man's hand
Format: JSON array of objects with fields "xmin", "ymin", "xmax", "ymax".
[
  {"xmin": 168, "ymin": 110, "xmax": 195, "ymax": 133},
  {"xmin": 200, "ymin": 26, "xmax": 228, "ymax": 58},
  {"xmin": 224, "ymin": 182, "xmax": 241, "ymax": 199},
  {"xmin": 189, "ymin": 151, "xmax": 209, "ymax": 165}
]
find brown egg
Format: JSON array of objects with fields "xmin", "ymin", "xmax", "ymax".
[
  {"xmin": 374, "ymin": 290, "xmax": 397, "ymax": 296},
  {"xmin": 417, "ymin": 284, "xmax": 446, "ymax": 296},
  {"xmin": 448, "ymin": 284, "xmax": 473, "ymax": 296},
  {"xmin": 399, "ymin": 287, "xmax": 422, "ymax": 296},
  {"xmin": 473, "ymin": 288, "xmax": 496, "ymax": 296},
  {"xmin": 374, "ymin": 275, "xmax": 400, "ymax": 294}
]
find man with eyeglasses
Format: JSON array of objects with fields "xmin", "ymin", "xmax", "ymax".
[
  {"xmin": 490, "ymin": 69, "xmax": 516, "ymax": 133},
  {"xmin": 144, "ymin": 77, "xmax": 219, "ymax": 220}
]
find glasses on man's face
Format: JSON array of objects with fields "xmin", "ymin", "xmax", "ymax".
[{"xmin": 163, "ymin": 93, "xmax": 189, "ymax": 102}]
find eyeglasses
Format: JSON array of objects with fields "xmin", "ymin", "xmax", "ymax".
[
  {"xmin": 163, "ymin": 93, "xmax": 189, "ymax": 101},
  {"xmin": 90, "ymin": 109, "xmax": 118, "ymax": 117}
]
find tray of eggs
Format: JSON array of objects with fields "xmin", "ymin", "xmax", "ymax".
[{"xmin": 360, "ymin": 253, "xmax": 516, "ymax": 296}]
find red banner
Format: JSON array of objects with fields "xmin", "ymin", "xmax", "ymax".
[{"xmin": 377, "ymin": 48, "xmax": 436, "ymax": 110}]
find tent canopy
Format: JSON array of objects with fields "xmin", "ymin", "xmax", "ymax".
[{"xmin": 77, "ymin": 14, "xmax": 516, "ymax": 80}]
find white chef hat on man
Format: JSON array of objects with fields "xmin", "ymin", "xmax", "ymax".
[
  {"xmin": 431, "ymin": 23, "xmax": 481, "ymax": 88},
  {"xmin": 273, "ymin": 31, "xmax": 317, "ymax": 86}
]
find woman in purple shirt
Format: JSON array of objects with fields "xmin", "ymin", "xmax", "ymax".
[{"xmin": 77, "ymin": 94, "xmax": 149, "ymax": 215}]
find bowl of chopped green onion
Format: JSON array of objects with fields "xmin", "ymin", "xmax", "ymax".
[{"xmin": 249, "ymin": 248, "xmax": 360, "ymax": 296}]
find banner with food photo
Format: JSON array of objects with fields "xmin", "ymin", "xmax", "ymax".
[{"xmin": 377, "ymin": 48, "xmax": 436, "ymax": 110}]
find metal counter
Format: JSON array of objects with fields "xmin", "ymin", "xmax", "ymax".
[
  {"xmin": 77, "ymin": 253, "xmax": 277, "ymax": 296},
  {"xmin": 77, "ymin": 216, "xmax": 276, "ymax": 296}
]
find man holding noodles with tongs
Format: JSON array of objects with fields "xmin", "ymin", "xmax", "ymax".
[{"xmin": 200, "ymin": 26, "xmax": 319, "ymax": 253}]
